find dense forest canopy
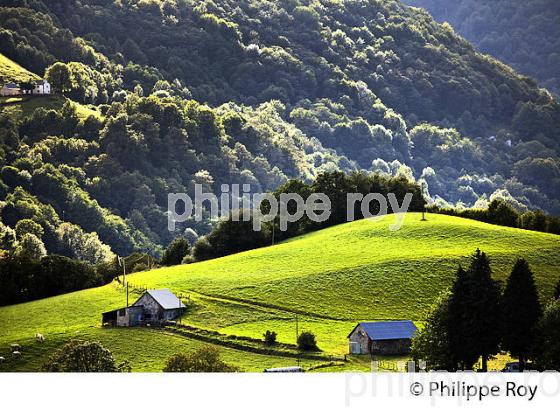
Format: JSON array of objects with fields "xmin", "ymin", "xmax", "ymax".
[
  {"xmin": 0, "ymin": 0, "xmax": 559, "ymax": 262},
  {"xmin": 405, "ymin": 0, "xmax": 560, "ymax": 95}
]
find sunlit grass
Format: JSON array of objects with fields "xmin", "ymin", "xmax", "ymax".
[
  {"xmin": 0, "ymin": 327, "xmax": 325, "ymax": 372},
  {"xmin": 0, "ymin": 53, "xmax": 40, "ymax": 84},
  {"xmin": 1, "ymin": 213, "xmax": 558, "ymax": 371},
  {"xmin": 0, "ymin": 94, "xmax": 103, "ymax": 121}
]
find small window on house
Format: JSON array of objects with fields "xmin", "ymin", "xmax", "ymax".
[{"xmin": 118, "ymin": 309, "xmax": 126, "ymax": 317}]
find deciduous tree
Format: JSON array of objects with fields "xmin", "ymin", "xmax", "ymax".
[
  {"xmin": 160, "ymin": 236, "xmax": 190, "ymax": 266},
  {"xmin": 14, "ymin": 233, "xmax": 46, "ymax": 261},
  {"xmin": 411, "ymin": 293, "xmax": 456, "ymax": 371},
  {"xmin": 535, "ymin": 301, "xmax": 560, "ymax": 371},
  {"xmin": 45, "ymin": 62, "xmax": 73, "ymax": 94},
  {"xmin": 42, "ymin": 340, "xmax": 119, "ymax": 372}
]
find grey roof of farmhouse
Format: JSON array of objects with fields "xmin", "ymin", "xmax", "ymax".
[
  {"xmin": 3, "ymin": 83, "xmax": 18, "ymax": 88},
  {"xmin": 146, "ymin": 289, "xmax": 186, "ymax": 309},
  {"xmin": 348, "ymin": 320, "xmax": 418, "ymax": 341}
]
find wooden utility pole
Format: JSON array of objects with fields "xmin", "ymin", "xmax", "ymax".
[
  {"xmin": 295, "ymin": 314, "xmax": 299, "ymax": 343},
  {"xmin": 119, "ymin": 257, "xmax": 127, "ymax": 284},
  {"xmin": 119, "ymin": 256, "xmax": 128, "ymax": 306}
]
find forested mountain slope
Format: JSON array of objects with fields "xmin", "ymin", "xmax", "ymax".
[
  {"xmin": 405, "ymin": 0, "xmax": 560, "ymax": 95},
  {"xmin": 0, "ymin": 0, "xmax": 559, "ymax": 260}
]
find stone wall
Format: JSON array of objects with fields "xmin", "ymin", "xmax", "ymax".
[
  {"xmin": 116, "ymin": 306, "xmax": 144, "ymax": 326},
  {"xmin": 348, "ymin": 325, "xmax": 371, "ymax": 354},
  {"xmin": 133, "ymin": 293, "xmax": 164, "ymax": 322}
]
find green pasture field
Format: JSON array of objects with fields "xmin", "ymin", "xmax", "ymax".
[{"xmin": 1, "ymin": 213, "xmax": 558, "ymax": 372}]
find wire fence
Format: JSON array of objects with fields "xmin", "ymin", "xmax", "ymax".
[{"xmin": 373, "ymin": 360, "xmax": 408, "ymax": 372}]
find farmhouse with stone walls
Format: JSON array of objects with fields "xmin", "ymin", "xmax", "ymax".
[{"xmin": 102, "ymin": 289, "xmax": 186, "ymax": 327}]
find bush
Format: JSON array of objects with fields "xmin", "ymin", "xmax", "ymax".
[
  {"xmin": 124, "ymin": 253, "xmax": 156, "ymax": 272},
  {"xmin": 130, "ymin": 262, "xmax": 148, "ymax": 272},
  {"xmin": 161, "ymin": 236, "xmax": 190, "ymax": 266},
  {"xmin": 96, "ymin": 257, "xmax": 120, "ymax": 284},
  {"xmin": 297, "ymin": 331, "xmax": 319, "ymax": 351},
  {"xmin": 42, "ymin": 340, "xmax": 120, "ymax": 372},
  {"xmin": 191, "ymin": 237, "xmax": 215, "ymax": 262},
  {"xmin": 181, "ymin": 254, "xmax": 194, "ymax": 264},
  {"xmin": 163, "ymin": 346, "xmax": 239, "ymax": 372},
  {"xmin": 263, "ymin": 330, "xmax": 277, "ymax": 346}
]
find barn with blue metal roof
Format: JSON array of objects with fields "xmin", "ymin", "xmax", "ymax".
[{"xmin": 348, "ymin": 320, "xmax": 418, "ymax": 355}]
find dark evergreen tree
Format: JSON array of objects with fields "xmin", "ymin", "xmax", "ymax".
[
  {"xmin": 501, "ymin": 259, "xmax": 542, "ymax": 371},
  {"xmin": 447, "ymin": 265, "xmax": 478, "ymax": 369},
  {"xmin": 160, "ymin": 236, "xmax": 190, "ymax": 266},
  {"xmin": 448, "ymin": 250, "xmax": 502, "ymax": 371},
  {"xmin": 466, "ymin": 249, "xmax": 502, "ymax": 371}
]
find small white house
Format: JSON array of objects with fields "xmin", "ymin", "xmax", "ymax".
[
  {"xmin": 0, "ymin": 83, "xmax": 20, "ymax": 96},
  {"xmin": 33, "ymin": 80, "xmax": 51, "ymax": 95},
  {"xmin": 1, "ymin": 79, "xmax": 51, "ymax": 96}
]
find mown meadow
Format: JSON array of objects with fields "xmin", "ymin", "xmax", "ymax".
[{"xmin": 1, "ymin": 213, "xmax": 559, "ymax": 371}]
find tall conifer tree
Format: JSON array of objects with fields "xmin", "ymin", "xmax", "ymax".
[
  {"xmin": 502, "ymin": 258, "xmax": 542, "ymax": 371},
  {"xmin": 466, "ymin": 249, "xmax": 501, "ymax": 371},
  {"xmin": 448, "ymin": 250, "xmax": 501, "ymax": 370},
  {"xmin": 447, "ymin": 265, "xmax": 478, "ymax": 369}
]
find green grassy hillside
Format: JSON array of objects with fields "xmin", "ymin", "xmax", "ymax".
[
  {"xmin": 0, "ymin": 52, "xmax": 102, "ymax": 121},
  {"xmin": 0, "ymin": 94, "xmax": 102, "ymax": 121},
  {"xmin": 0, "ymin": 53, "xmax": 39, "ymax": 84},
  {"xmin": 1, "ymin": 213, "xmax": 559, "ymax": 371}
]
